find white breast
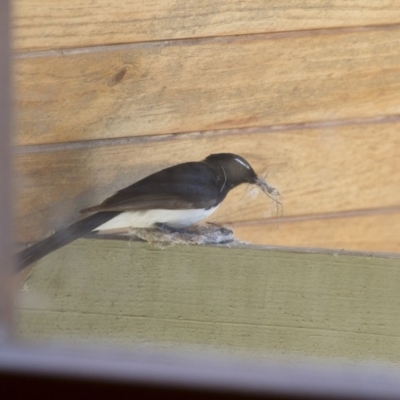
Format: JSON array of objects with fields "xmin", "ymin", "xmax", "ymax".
[{"xmin": 94, "ymin": 206, "xmax": 219, "ymax": 232}]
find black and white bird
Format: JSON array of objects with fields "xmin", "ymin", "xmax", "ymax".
[{"xmin": 17, "ymin": 153, "xmax": 267, "ymax": 271}]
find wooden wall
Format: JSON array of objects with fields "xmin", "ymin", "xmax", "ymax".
[{"xmin": 13, "ymin": 1, "xmax": 400, "ymax": 253}]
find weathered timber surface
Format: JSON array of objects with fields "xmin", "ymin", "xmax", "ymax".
[
  {"xmin": 13, "ymin": 0, "xmax": 400, "ymax": 51},
  {"xmin": 17, "ymin": 239, "xmax": 400, "ymax": 363},
  {"xmin": 14, "ymin": 26, "xmax": 400, "ymax": 145},
  {"xmin": 233, "ymin": 210, "xmax": 400, "ymax": 253}
]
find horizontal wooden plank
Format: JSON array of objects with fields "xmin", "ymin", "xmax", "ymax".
[
  {"xmin": 233, "ymin": 210, "xmax": 400, "ymax": 253},
  {"xmin": 15, "ymin": 121, "xmax": 400, "ymax": 244},
  {"xmin": 15, "ymin": 26, "xmax": 400, "ymax": 145},
  {"xmin": 17, "ymin": 239, "xmax": 400, "ymax": 362},
  {"xmin": 13, "ymin": 1, "xmax": 400, "ymax": 51}
]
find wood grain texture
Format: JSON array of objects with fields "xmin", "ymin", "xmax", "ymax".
[
  {"xmin": 15, "ymin": 122, "xmax": 400, "ymax": 244},
  {"xmin": 233, "ymin": 210, "xmax": 400, "ymax": 253},
  {"xmin": 17, "ymin": 239, "xmax": 400, "ymax": 362},
  {"xmin": 15, "ymin": 26, "xmax": 400, "ymax": 145},
  {"xmin": 13, "ymin": 1, "xmax": 400, "ymax": 51}
]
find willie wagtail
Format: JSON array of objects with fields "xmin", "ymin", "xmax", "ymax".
[{"xmin": 17, "ymin": 153, "xmax": 274, "ymax": 271}]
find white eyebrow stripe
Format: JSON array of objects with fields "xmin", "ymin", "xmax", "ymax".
[{"xmin": 234, "ymin": 157, "xmax": 250, "ymax": 169}]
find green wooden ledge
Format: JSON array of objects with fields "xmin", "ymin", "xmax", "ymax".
[{"xmin": 17, "ymin": 238, "xmax": 400, "ymax": 364}]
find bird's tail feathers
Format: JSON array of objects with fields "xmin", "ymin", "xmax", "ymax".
[{"xmin": 17, "ymin": 211, "xmax": 119, "ymax": 272}]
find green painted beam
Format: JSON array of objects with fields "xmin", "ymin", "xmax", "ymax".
[{"xmin": 17, "ymin": 238, "xmax": 400, "ymax": 364}]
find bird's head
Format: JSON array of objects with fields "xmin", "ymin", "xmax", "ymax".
[
  {"xmin": 204, "ymin": 153, "xmax": 281, "ymax": 205},
  {"xmin": 204, "ymin": 153, "xmax": 258, "ymax": 190}
]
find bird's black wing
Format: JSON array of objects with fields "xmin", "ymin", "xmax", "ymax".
[{"xmin": 81, "ymin": 162, "xmax": 224, "ymax": 213}]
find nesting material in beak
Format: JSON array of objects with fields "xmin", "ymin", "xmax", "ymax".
[{"xmin": 254, "ymin": 176, "xmax": 283, "ymax": 215}]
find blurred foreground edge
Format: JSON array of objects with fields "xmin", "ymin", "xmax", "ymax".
[{"xmin": 1, "ymin": 344, "xmax": 400, "ymax": 399}]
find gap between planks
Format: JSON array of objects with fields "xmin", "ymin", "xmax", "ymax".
[
  {"xmin": 82, "ymin": 234, "xmax": 400, "ymax": 260},
  {"xmin": 229, "ymin": 205, "xmax": 400, "ymax": 225},
  {"xmin": 14, "ymin": 21, "xmax": 400, "ymax": 58},
  {"xmin": 14, "ymin": 114, "xmax": 400, "ymax": 154}
]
